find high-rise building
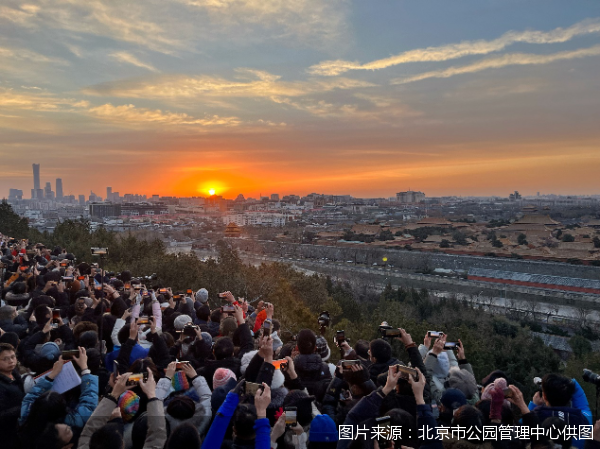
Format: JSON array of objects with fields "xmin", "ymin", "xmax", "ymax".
[
  {"xmin": 79, "ymin": 195, "xmax": 85, "ymax": 205},
  {"xmin": 8, "ymin": 189, "xmax": 23, "ymax": 200},
  {"xmin": 396, "ymin": 190, "xmax": 425, "ymax": 203},
  {"xmin": 107, "ymin": 187, "xmax": 112, "ymax": 201},
  {"xmin": 271, "ymin": 193, "xmax": 280, "ymax": 201},
  {"xmin": 56, "ymin": 178, "xmax": 63, "ymax": 199},
  {"xmin": 44, "ymin": 182, "xmax": 55, "ymax": 200},
  {"xmin": 32, "ymin": 163, "xmax": 40, "ymax": 198}
]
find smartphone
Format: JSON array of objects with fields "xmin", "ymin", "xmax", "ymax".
[
  {"xmin": 222, "ymin": 305, "xmax": 235, "ymax": 313},
  {"xmin": 61, "ymin": 349, "xmax": 80, "ymax": 359},
  {"xmin": 186, "ymin": 289, "xmax": 193, "ymax": 295},
  {"xmin": 503, "ymin": 388, "xmax": 513, "ymax": 398},
  {"xmin": 271, "ymin": 359, "xmax": 288, "ymax": 370},
  {"xmin": 396, "ymin": 365, "xmax": 419, "ymax": 381},
  {"xmin": 444, "ymin": 342, "xmax": 458, "ymax": 350},
  {"xmin": 19, "ymin": 266, "xmax": 28, "ymax": 272},
  {"xmin": 133, "ymin": 284, "xmax": 141, "ymax": 290},
  {"xmin": 218, "ymin": 293, "xmax": 226, "ymax": 298},
  {"xmin": 427, "ymin": 331, "xmax": 444, "ymax": 338},
  {"xmin": 94, "ymin": 279, "xmax": 102, "ymax": 290},
  {"xmin": 336, "ymin": 330, "xmax": 346, "ymax": 344},
  {"xmin": 176, "ymin": 361, "xmax": 190, "ymax": 370},
  {"xmin": 60, "ymin": 262, "xmax": 68, "ymax": 267},
  {"xmin": 126, "ymin": 372, "xmax": 148, "ymax": 386},
  {"xmin": 77, "ymin": 275, "xmax": 86, "ymax": 281},
  {"xmin": 62, "ymin": 276, "xmax": 74, "ymax": 282},
  {"xmin": 159, "ymin": 288, "xmax": 168, "ymax": 294},
  {"xmin": 245, "ymin": 381, "xmax": 263, "ymax": 396},
  {"xmin": 52, "ymin": 309, "xmax": 61, "ymax": 320},
  {"xmin": 341, "ymin": 360, "xmax": 361, "ymax": 370},
  {"xmin": 137, "ymin": 316, "xmax": 150, "ymax": 325},
  {"xmin": 124, "ymin": 282, "xmax": 132, "ymax": 289},
  {"xmin": 113, "ymin": 361, "xmax": 120, "ymax": 376},
  {"xmin": 263, "ymin": 321, "xmax": 272, "ymax": 337},
  {"xmin": 384, "ymin": 329, "xmax": 401, "ymax": 337},
  {"xmin": 285, "ymin": 407, "xmax": 297, "ymax": 426}
]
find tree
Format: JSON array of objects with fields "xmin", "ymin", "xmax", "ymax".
[
  {"xmin": 562, "ymin": 233, "xmax": 575, "ymax": 242},
  {"xmin": 569, "ymin": 335, "xmax": 592, "ymax": 359},
  {"xmin": 378, "ymin": 230, "xmax": 394, "ymax": 241},
  {"xmin": 517, "ymin": 234, "xmax": 528, "ymax": 245},
  {"xmin": 593, "ymin": 236, "xmax": 600, "ymax": 248},
  {"xmin": 0, "ymin": 200, "xmax": 29, "ymax": 238},
  {"xmin": 440, "ymin": 239, "xmax": 450, "ymax": 248},
  {"xmin": 492, "ymin": 238, "xmax": 503, "ymax": 248}
]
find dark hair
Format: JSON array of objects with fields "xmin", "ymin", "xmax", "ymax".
[
  {"xmin": 369, "ymin": 339, "xmax": 392, "ymax": 363},
  {"xmin": 214, "ymin": 338, "xmax": 234, "ymax": 360},
  {"xmin": 0, "ymin": 342, "xmax": 15, "ymax": 355},
  {"xmin": 542, "ymin": 373, "xmax": 575, "ymax": 407},
  {"xmin": 19, "ymin": 391, "xmax": 67, "ymax": 447},
  {"xmin": 129, "ymin": 358, "xmax": 159, "ymax": 381},
  {"xmin": 354, "ymin": 339, "xmax": 370, "ymax": 359},
  {"xmin": 272, "ymin": 319, "xmax": 281, "ymax": 332},
  {"xmin": 79, "ymin": 330, "xmax": 99, "ymax": 349},
  {"xmin": 118, "ymin": 324, "xmax": 132, "ymax": 345},
  {"xmin": 196, "ymin": 305, "xmax": 210, "ymax": 322},
  {"xmin": 90, "ymin": 423, "xmax": 124, "ymax": 449},
  {"xmin": 73, "ymin": 321, "xmax": 99, "ymax": 342},
  {"xmin": 77, "ymin": 263, "xmax": 91, "ymax": 275},
  {"xmin": 210, "ymin": 309, "xmax": 222, "ymax": 323},
  {"xmin": 34, "ymin": 304, "xmax": 52, "ymax": 325},
  {"xmin": 453, "ymin": 405, "xmax": 484, "ymax": 430},
  {"xmin": 0, "ymin": 305, "xmax": 14, "ymax": 321},
  {"xmin": 166, "ymin": 423, "xmax": 201, "ymax": 449},
  {"xmin": 388, "ymin": 408, "xmax": 416, "ymax": 448},
  {"xmin": 297, "ymin": 329, "xmax": 317, "ymax": 355},
  {"xmin": 161, "ymin": 332, "xmax": 175, "ymax": 348},
  {"xmin": 12, "ymin": 281, "xmax": 27, "ymax": 295},
  {"xmin": 35, "ymin": 423, "xmax": 64, "ymax": 449},
  {"xmin": 232, "ymin": 403, "xmax": 257, "ymax": 440}
]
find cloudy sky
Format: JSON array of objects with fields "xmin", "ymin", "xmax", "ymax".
[{"xmin": 1, "ymin": 0, "xmax": 600, "ymax": 199}]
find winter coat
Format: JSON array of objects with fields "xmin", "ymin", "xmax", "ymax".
[
  {"xmin": 19, "ymin": 373, "xmax": 98, "ymax": 429},
  {"xmin": 293, "ymin": 353, "xmax": 332, "ymax": 396},
  {"xmin": 0, "ymin": 369, "xmax": 25, "ymax": 449}
]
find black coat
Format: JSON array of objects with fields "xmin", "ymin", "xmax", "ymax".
[
  {"xmin": 293, "ymin": 353, "xmax": 332, "ymax": 396},
  {"xmin": 0, "ymin": 369, "xmax": 25, "ymax": 449}
]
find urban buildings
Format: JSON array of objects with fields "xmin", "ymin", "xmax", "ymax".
[{"xmin": 396, "ymin": 190, "xmax": 426, "ymax": 203}]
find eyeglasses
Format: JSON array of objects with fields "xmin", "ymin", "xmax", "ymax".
[{"xmin": 0, "ymin": 354, "xmax": 16, "ymax": 362}]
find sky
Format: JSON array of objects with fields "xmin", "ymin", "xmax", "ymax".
[{"xmin": 1, "ymin": 0, "xmax": 600, "ymax": 199}]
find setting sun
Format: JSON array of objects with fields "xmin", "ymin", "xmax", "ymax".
[{"xmin": 209, "ymin": 189, "xmax": 216, "ymax": 196}]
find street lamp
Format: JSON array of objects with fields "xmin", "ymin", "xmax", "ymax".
[{"xmin": 91, "ymin": 247, "xmax": 108, "ymax": 355}]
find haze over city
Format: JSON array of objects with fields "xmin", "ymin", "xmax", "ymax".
[{"xmin": 1, "ymin": 1, "xmax": 600, "ymax": 198}]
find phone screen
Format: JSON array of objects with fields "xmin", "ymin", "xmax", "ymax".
[{"xmin": 285, "ymin": 407, "xmax": 297, "ymax": 426}]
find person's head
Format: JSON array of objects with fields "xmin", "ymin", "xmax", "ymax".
[
  {"xmin": 354, "ymin": 339, "xmax": 370, "ymax": 360},
  {"xmin": 308, "ymin": 414, "xmax": 338, "ymax": 446},
  {"xmin": 196, "ymin": 304, "xmax": 210, "ymax": 322},
  {"xmin": 232, "ymin": 403, "xmax": 257, "ymax": 440},
  {"xmin": 90, "ymin": 423, "xmax": 124, "ymax": 449},
  {"xmin": 78, "ymin": 331, "xmax": 99, "ymax": 349},
  {"xmin": 213, "ymin": 337, "xmax": 235, "ymax": 360},
  {"xmin": 129, "ymin": 358, "xmax": 159, "ymax": 381},
  {"xmin": 118, "ymin": 324, "xmax": 133, "ymax": 345},
  {"xmin": 74, "ymin": 298, "xmax": 87, "ymax": 315},
  {"xmin": 272, "ymin": 319, "xmax": 281, "ymax": 332},
  {"xmin": 73, "ymin": 321, "xmax": 99, "ymax": 342},
  {"xmin": 542, "ymin": 373, "xmax": 575, "ymax": 407},
  {"xmin": 210, "ymin": 308, "xmax": 223, "ymax": 323},
  {"xmin": 0, "ymin": 343, "xmax": 17, "ymax": 374},
  {"xmin": 12, "ymin": 281, "xmax": 27, "ymax": 295},
  {"xmin": 369, "ymin": 339, "xmax": 392, "ymax": 363},
  {"xmin": 440, "ymin": 389, "xmax": 467, "ymax": 414},
  {"xmin": 0, "ymin": 305, "xmax": 17, "ymax": 321},
  {"xmin": 453, "ymin": 405, "xmax": 484, "ymax": 430},
  {"xmin": 220, "ymin": 316, "xmax": 238, "ymax": 338},
  {"xmin": 34, "ymin": 304, "xmax": 52, "ymax": 326},
  {"xmin": 166, "ymin": 423, "xmax": 201, "ymax": 449},
  {"xmin": 297, "ymin": 329, "xmax": 317, "ymax": 355},
  {"xmin": 36, "ymin": 423, "xmax": 73, "ymax": 449},
  {"xmin": 22, "ymin": 391, "xmax": 68, "ymax": 433},
  {"xmin": 167, "ymin": 396, "xmax": 196, "ymax": 420}
]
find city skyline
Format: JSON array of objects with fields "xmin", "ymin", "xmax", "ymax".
[{"xmin": 1, "ymin": 1, "xmax": 600, "ymax": 198}]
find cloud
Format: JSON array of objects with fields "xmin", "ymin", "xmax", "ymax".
[
  {"xmin": 83, "ymin": 69, "xmax": 375, "ymax": 100},
  {"xmin": 308, "ymin": 17, "xmax": 600, "ymax": 75},
  {"xmin": 87, "ymin": 103, "xmax": 241, "ymax": 127},
  {"xmin": 0, "ymin": 88, "xmax": 88, "ymax": 111},
  {"xmin": 391, "ymin": 45, "xmax": 600, "ymax": 84},
  {"xmin": 0, "ymin": 45, "xmax": 67, "ymax": 65},
  {"xmin": 110, "ymin": 51, "xmax": 158, "ymax": 72}
]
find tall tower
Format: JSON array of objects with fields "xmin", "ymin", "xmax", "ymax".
[
  {"xmin": 32, "ymin": 163, "xmax": 40, "ymax": 199},
  {"xmin": 107, "ymin": 187, "xmax": 112, "ymax": 201},
  {"xmin": 56, "ymin": 178, "xmax": 63, "ymax": 199}
]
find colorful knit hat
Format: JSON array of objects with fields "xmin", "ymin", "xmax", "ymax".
[
  {"xmin": 118, "ymin": 390, "xmax": 140, "ymax": 422},
  {"xmin": 213, "ymin": 368, "xmax": 237, "ymax": 389},
  {"xmin": 172, "ymin": 370, "xmax": 190, "ymax": 392}
]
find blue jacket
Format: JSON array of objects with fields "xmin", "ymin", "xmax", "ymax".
[
  {"xmin": 20, "ymin": 373, "xmax": 98, "ymax": 429},
  {"xmin": 105, "ymin": 343, "xmax": 149, "ymax": 370},
  {"xmin": 254, "ymin": 418, "xmax": 271, "ymax": 449},
  {"xmin": 201, "ymin": 391, "xmax": 239, "ymax": 449}
]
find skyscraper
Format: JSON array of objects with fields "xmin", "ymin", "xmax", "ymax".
[
  {"xmin": 107, "ymin": 187, "xmax": 112, "ymax": 201},
  {"xmin": 45, "ymin": 182, "xmax": 54, "ymax": 200},
  {"xmin": 56, "ymin": 178, "xmax": 63, "ymax": 199},
  {"xmin": 32, "ymin": 163, "xmax": 40, "ymax": 199}
]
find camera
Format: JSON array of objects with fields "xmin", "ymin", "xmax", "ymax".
[
  {"xmin": 318, "ymin": 311, "xmax": 330, "ymax": 327},
  {"xmin": 395, "ymin": 364, "xmax": 419, "ymax": 381},
  {"xmin": 336, "ymin": 330, "xmax": 346, "ymax": 345},
  {"xmin": 176, "ymin": 324, "xmax": 198, "ymax": 337},
  {"xmin": 583, "ymin": 369, "xmax": 600, "ymax": 385}
]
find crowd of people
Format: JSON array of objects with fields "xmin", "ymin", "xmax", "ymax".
[{"xmin": 1, "ymin": 235, "xmax": 600, "ymax": 449}]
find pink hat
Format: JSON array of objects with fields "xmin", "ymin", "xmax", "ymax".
[{"xmin": 213, "ymin": 368, "xmax": 237, "ymax": 389}]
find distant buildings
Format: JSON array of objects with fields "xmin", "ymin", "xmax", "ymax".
[
  {"xmin": 56, "ymin": 178, "xmax": 63, "ymax": 199},
  {"xmin": 396, "ymin": 190, "xmax": 425, "ymax": 203}
]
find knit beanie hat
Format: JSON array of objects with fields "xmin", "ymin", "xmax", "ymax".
[
  {"xmin": 172, "ymin": 371, "xmax": 190, "ymax": 392},
  {"xmin": 195, "ymin": 288, "xmax": 209, "ymax": 304},
  {"xmin": 440, "ymin": 388, "xmax": 467, "ymax": 411},
  {"xmin": 315, "ymin": 336, "xmax": 330, "ymax": 362},
  {"xmin": 174, "ymin": 315, "xmax": 193, "ymax": 331},
  {"xmin": 309, "ymin": 415, "xmax": 339, "ymax": 442},
  {"xmin": 167, "ymin": 395, "xmax": 196, "ymax": 420},
  {"xmin": 211, "ymin": 378, "xmax": 237, "ymax": 411},
  {"xmin": 39, "ymin": 342, "xmax": 61, "ymax": 360},
  {"xmin": 213, "ymin": 368, "xmax": 237, "ymax": 389},
  {"xmin": 118, "ymin": 390, "xmax": 140, "ymax": 422}
]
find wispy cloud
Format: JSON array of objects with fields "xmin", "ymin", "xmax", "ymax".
[
  {"xmin": 87, "ymin": 103, "xmax": 240, "ymax": 127},
  {"xmin": 110, "ymin": 51, "xmax": 158, "ymax": 72},
  {"xmin": 391, "ymin": 45, "xmax": 600, "ymax": 84},
  {"xmin": 83, "ymin": 69, "xmax": 375, "ymax": 100},
  {"xmin": 0, "ymin": 88, "xmax": 88, "ymax": 111},
  {"xmin": 308, "ymin": 17, "xmax": 600, "ymax": 76},
  {"xmin": 0, "ymin": 45, "xmax": 67, "ymax": 65}
]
